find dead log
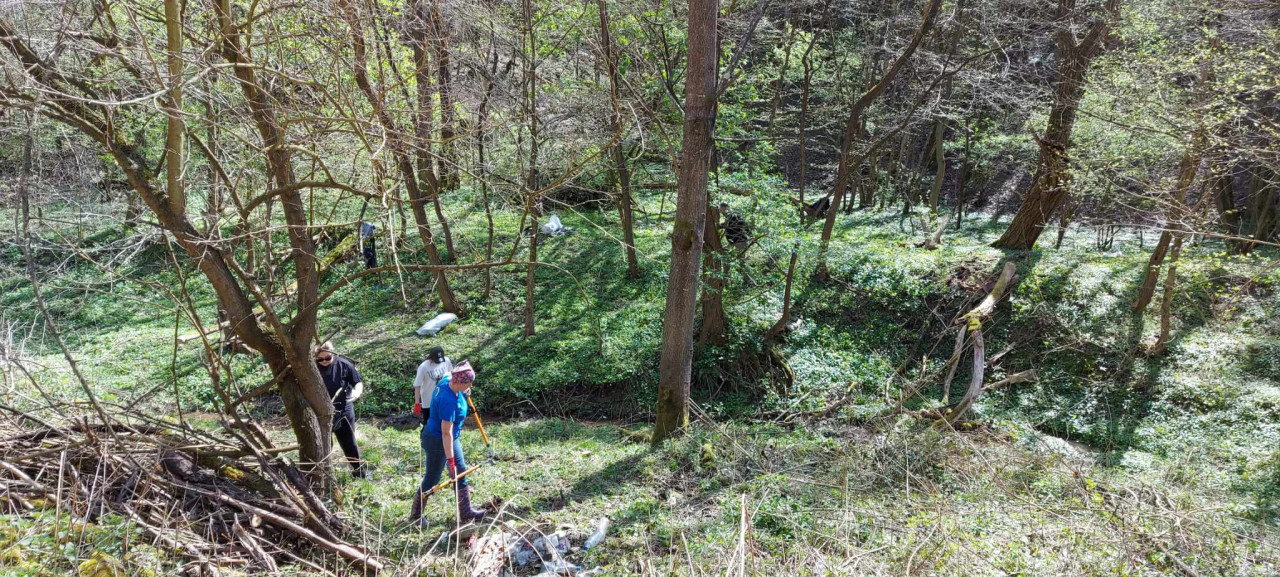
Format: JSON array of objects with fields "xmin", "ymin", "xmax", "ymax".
[{"xmin": 233, "ymin": 522, "xmax": 280, "ymax": 574}]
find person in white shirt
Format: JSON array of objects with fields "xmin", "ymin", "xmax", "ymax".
[{"xmin": 412, "ymin": 346, "xmax": 452, "ymax": 422}]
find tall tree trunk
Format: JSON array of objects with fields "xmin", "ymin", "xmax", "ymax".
[
  {"xmin": 478, "ymin": 42, "xmax": 500, "ymax": 299},
  {"xmin": 1212, "ymin": 163, "xmax": 1243, "ymax": 254},
  {"xmin": 954, "ymin": 129, "xmax": 972, "ymax": 226},
  {"xmin": 164, "ymin": 0, "xmax": 185, "ymax": 216},
  {"xmin": 522, "ymin": 0, "xmax": 540, "ymax": 337},
  {"xmin": 767, "ymin": 250, "xmax": 800, "ymax": 337},
  {"xmin": 430, "ymin": 0, "xmax": 457, "ymax": 260},
  {"xmin": 202, "ymin": 75, "xmax": 221, "ymax": 235},
  {"xmin": 653, "ymin": 0, "xmax": 718, "ymax": 444},
  {"xmin": 210, "ymin": 0, "xmax": 333, "ymax": 483},
  {"xmin": 991, "ymin": 0, "xmax": 1120, "ymax": 250},
  {"xmin": 3, "ymin": 10, "xmax": 339, "ymax": 485},
  {"xmin": 795, "ymin": 0, "xmax": 829, "ymax": 205},
  {"xmin": 345, "ymin": 0, "xmax": 460, "ymax": 315},
  {"xmin": 814, "ymin": 0, "xmax": 943, "ymax": 278},
  {"xmin": 1248, "ymin": 168, "xmax": 1277, "ymax": 251},
  {"xmin": 766, "ymin": 24, "xmax": 796, "ymax": 134},
  {"xmin": 697, "ymin": 199, "xmax": 728, "ymax": 349},
  {"xmin": 432, "ymin": 0, "xmax": 457, "ymax": 193},
  {"xmin": 922, "ymin": 0, "xmax": 965, "ymax": 216},
  {"xmin": 597, "ymin": 0, "xmax": 640, "ymax": 279},
  {"xmin": 926, "ymin": 121, "xmax": 945, "ymax": 213},
  {"xmin": 1054, "ymin": 196, "xmax": 1076, "ymax": 249},
  {"xmin": 408, "ymin": 0, "xmax": 455, "ymax": 262},
  {"xmin": 797, "ymin": 38, "xmax": 815, "ymax": 205}
]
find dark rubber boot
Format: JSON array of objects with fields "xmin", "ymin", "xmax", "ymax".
[
  {"xmin": 408, "ymin": 491, "xmax": 425, "ymax": 524},
  {"xmin": 456, "ymin": 485, "xmax": 487, "ymax": 523}
]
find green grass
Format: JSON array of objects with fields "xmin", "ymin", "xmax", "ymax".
[
  {"xmin": 4, "ymin": 415, "xmax": 1276, "ymax": 574},
  {"xmin": 5, "ymin": 175, "xmax": 1280, "ymax": 573}
]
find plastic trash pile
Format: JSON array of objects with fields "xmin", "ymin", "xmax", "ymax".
[
  {"xmin": 540, "ymin": 215, "xmax": 571, "ymax": 237},
  {"xmin": 469, "ymin": 517, "xmax": 609, "ymax": 576},
  {"xmin": 522, "ymin": 214, "xmax": 572, "ymax": 238}
]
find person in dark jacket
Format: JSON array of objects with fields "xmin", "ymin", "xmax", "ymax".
[
  {"xmin": 315, "ymin": 341, "xmax": 367, "ymax": 479},
  {"xmin": 359, "ymin": 221, "xmax": 378, "ymax": 269},
  {"xmin": 718, "ymin": 202, "xmax": 751, "ymax": 250},
  {"xmin": 408, "ymin": 360, "xmax": 488, "ymax": 525}
]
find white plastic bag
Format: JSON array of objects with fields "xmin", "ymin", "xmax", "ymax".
[
  {"xmin": 541, "ymin": 215, "xmax": 564, "ymax": 236},
  {"xmin": 415, "ymin": 313, "xmax": 457, "ymax": 337}
]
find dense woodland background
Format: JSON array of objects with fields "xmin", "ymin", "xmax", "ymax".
[{"xmin": 0, "ymin": 0, "xmax": 1278, "ymax": 574}]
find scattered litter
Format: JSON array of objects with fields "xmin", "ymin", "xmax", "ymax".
[
  {"xmin": 514, "ymin": 544, "xmax": 536, "ymax": 567},
  {"xmin": 477, "ymin": 522, "xmax": 605, "ymax": 574},
  {"xmin": 539, "ymin": 558, "xmax": 581, "ymax": 575},
  {"xmin": 468, "ymin": 533, "xmax": 515, "ymax": 577},
  {"xmin": 415, "ymin": 312, "xmax": 458, "ymax": 337},
  {"xmin": 583, "ymin": 517, "xmax": 609, "ymax": 550},
  {"xmin": 541, "ymin": 215, "xmax": 569, "ymax": 236}
]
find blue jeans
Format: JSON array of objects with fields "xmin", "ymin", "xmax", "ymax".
[{"xmin": 419, "ymin": 427, "xmax": 470, "ymax": 492}]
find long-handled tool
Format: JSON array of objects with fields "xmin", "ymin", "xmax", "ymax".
[
  {"xmin": 419, "ymin": 463, "xmax": 483, "ymax": 499},
  {"xmin": 466, "ymin": 394, "xmax": 496, "ymax": 460}
]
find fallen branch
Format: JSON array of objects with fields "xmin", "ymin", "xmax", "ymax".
[
  {"xmin": 981, "ymin": 369, "xmax": 1037, "ymax": 393},
  {"xmin": 0, "ymin": 404, "xmax": 378, "ymax": 574},
  {"xmin": 937, "ymin": 262, "xmax": 1018, "ymax": 425}
]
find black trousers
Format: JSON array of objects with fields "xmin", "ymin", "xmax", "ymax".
[
  {"xmin": 333, "ymin": 404, "xmax": 363, "ymax": 475},
  {"xmin": 362, "ymin": 237, "xmax": 377, "ymax": 269}
]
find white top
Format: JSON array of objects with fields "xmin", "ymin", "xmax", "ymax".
[{"xmin": 412, "ymin": 357, "xmax": 452, "ymax": 405}]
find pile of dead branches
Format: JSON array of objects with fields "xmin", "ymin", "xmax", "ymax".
[{"xmin": 0, "ymin": 410, "xmax": 382, "ymax": 575}]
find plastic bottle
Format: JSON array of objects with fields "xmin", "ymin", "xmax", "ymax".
[{"xmin": 583, "ymin": 517, "xmax": 610, "ymax": 550}]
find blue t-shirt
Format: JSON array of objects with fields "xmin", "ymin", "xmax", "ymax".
[{"xmin": 425, "ymin": 376, "xmax": 468, "ymax": 439}]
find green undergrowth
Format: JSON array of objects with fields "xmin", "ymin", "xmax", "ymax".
[
  {"xmin": 5, "ymin": 173, "xmax": 1280, "ymax": 531},
  {"xmin": 7, "ymin": 417, "xmax": 1275, "ymax": 575}
]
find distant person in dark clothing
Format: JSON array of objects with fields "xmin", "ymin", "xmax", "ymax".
[
  {"xmin": 316, "ymin": 341, "xmax": 367, "ymax": 478},
  {"xmin": 359, "ymin": 222, "xmax": 378, "ymax": 269},
  {"xmin": 801, "ymin": 196, "xmax": 831, "ymax": 224},
  {"xmin": 718, "ymin": 202, "xmax": 751, "ymax": 250}
]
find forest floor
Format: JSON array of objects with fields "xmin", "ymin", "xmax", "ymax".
[
  {"xmin": 4, "ymin": 179, "xmax": 1280, "ymax": 574},
  {"xmin": 5, "ymin": 413, "xmax": 1276, "ymax": 575}
]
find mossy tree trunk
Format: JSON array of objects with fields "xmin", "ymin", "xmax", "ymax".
[
  {"xmin": 991, "ymin": 0, "xmax": 1120, "ymax": 250},
  {"xmin": 654, "ymin": 0, "xmax": 718, "ymax": 444}
]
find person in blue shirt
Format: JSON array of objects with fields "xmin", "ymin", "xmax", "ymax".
[{"xmin": 408, "ymin": 360, "xmax": 488, "ymax": 525}]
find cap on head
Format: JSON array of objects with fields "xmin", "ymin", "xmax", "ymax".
[{"xmin": 427, "ymin": 346, "xmax": 445, "ymax": 364}]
